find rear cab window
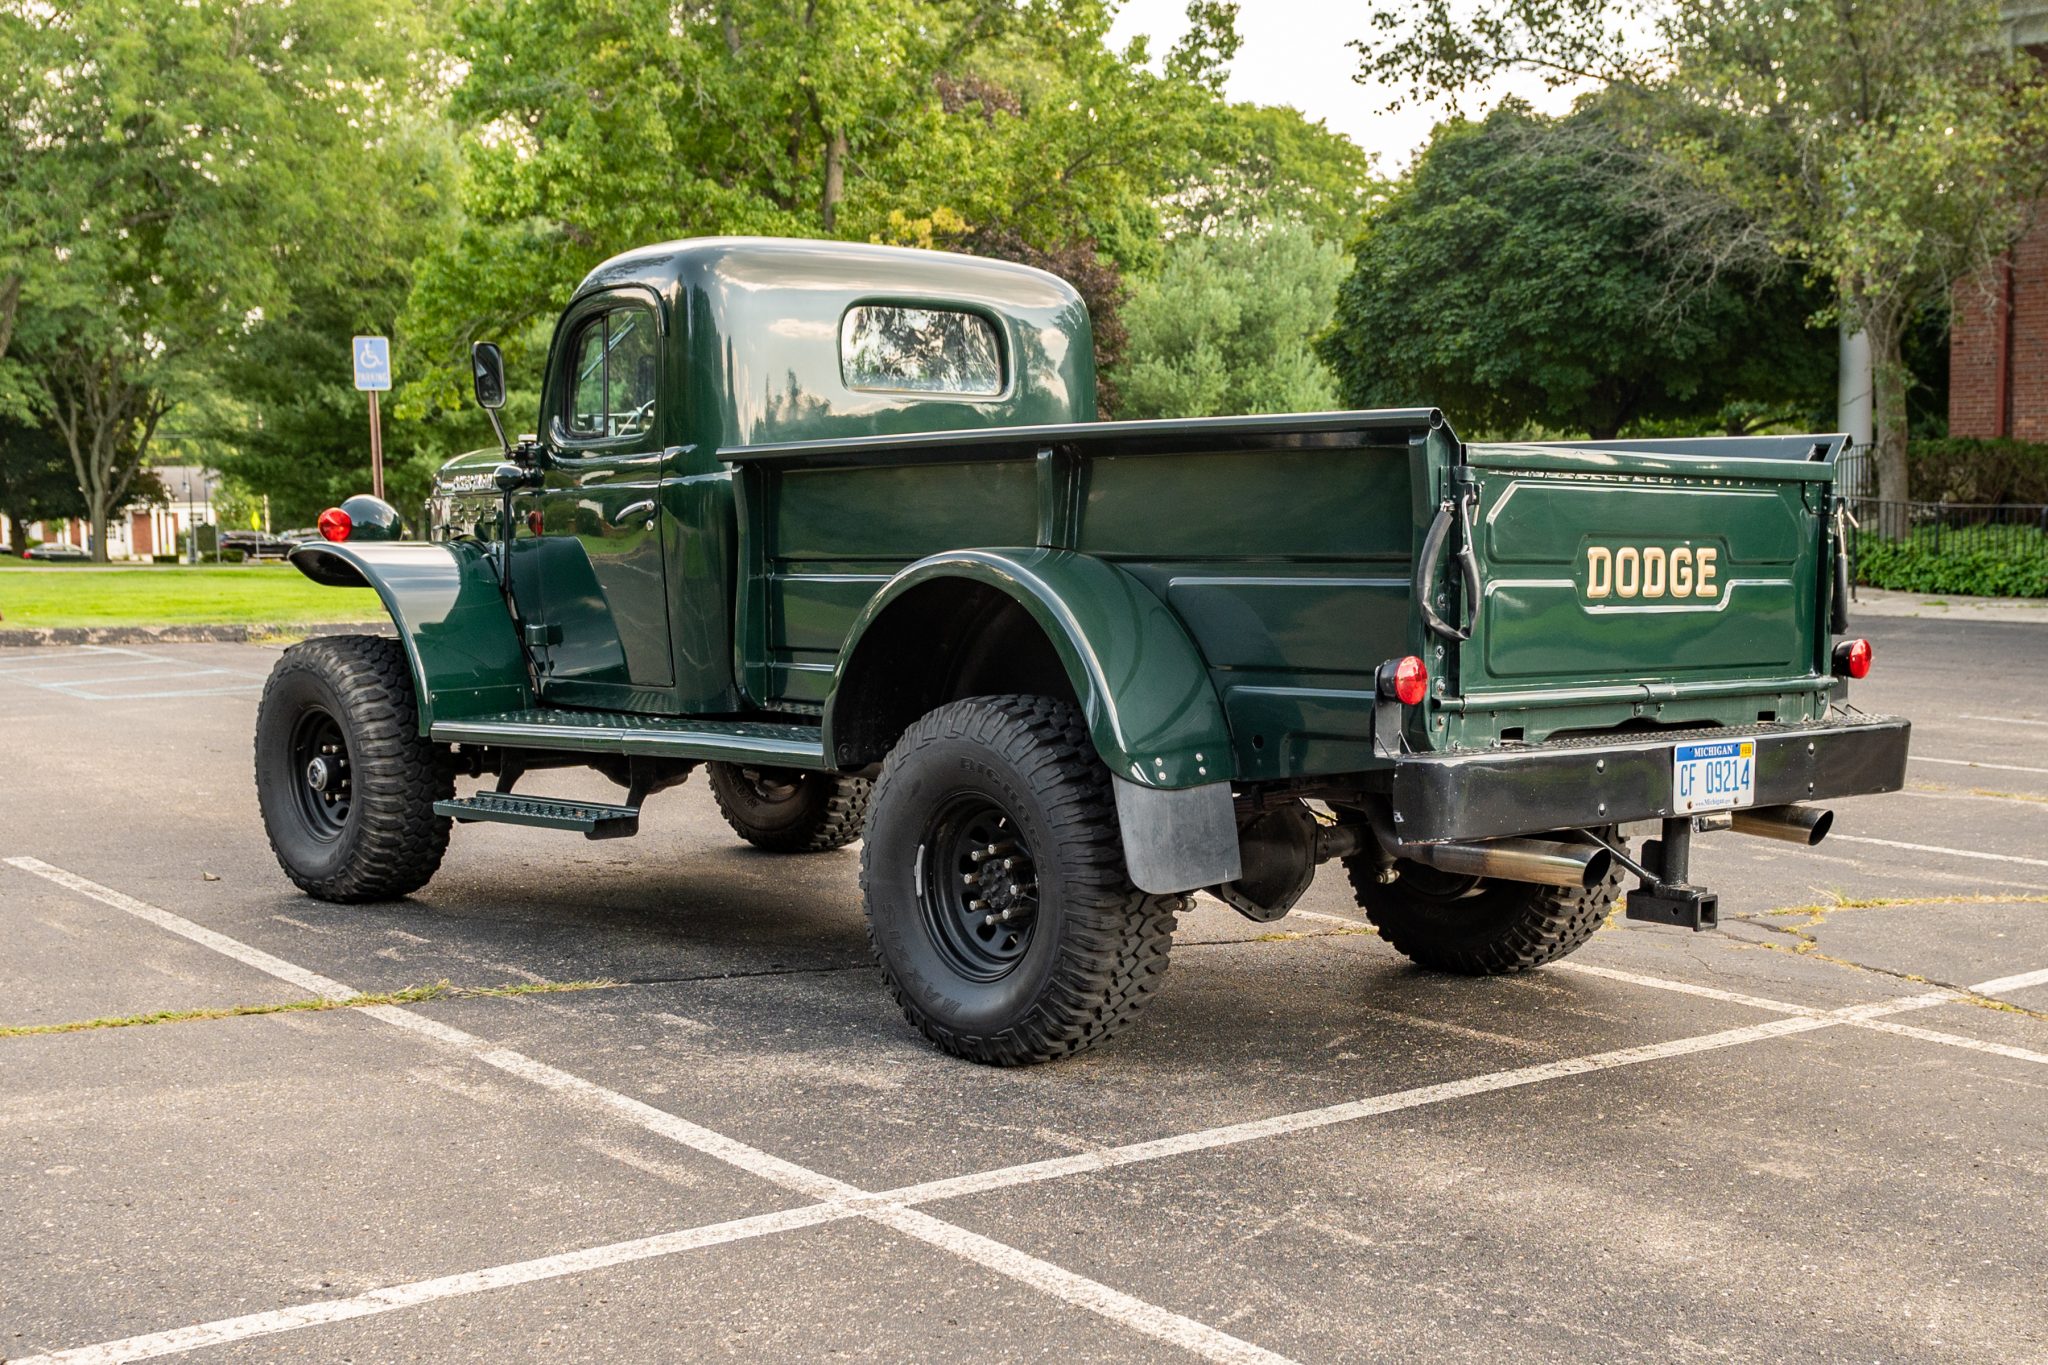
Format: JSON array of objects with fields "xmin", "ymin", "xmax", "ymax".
[{"xmin": 840, "ymin": 305, "xmax": 1004, "ymax": 397}]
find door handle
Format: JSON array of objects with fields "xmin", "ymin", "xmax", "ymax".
[{"xmin": 612, "ymin": 499, "xmax": 657, "ymax": 528}]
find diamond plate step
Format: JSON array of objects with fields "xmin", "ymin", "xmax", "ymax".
[
  {"xmin": 431, "ymin": 709, "xmax": 827, "ymax": 767},
  {"xmin": 434, "ymin": 791, "xmax": 640, "ymax": 840}
]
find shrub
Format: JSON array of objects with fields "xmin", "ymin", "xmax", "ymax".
[
  {"xmin": 1906, "ymin": 438, "xmax": 2048, "ymax": 503},
  {"xmin": 220, "ymin": 548, "xmax": 246, "ymax": 564},
  {"xmin": 1855, "ymin": 526, "xmax": 2048, "ymax": 598}
]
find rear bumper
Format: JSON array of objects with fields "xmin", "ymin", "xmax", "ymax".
[{"xmin": 1389, "ymin": 714, "xmax": 1910, "ymax": 844}]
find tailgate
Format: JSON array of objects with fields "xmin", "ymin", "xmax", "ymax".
[{"xmin": 1445, "ymin": 437, "xmax": 1844, "ymax": 730}]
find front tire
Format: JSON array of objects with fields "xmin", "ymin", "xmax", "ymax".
[
  {"xmin": 1342, "ymin": 837, "xmax": 1624, "ymax": 975},
  {"xmin": 255, "ymin": 635, "xmax": 452, "ymax": 902},
  {"xmin": 705, "ymin": 762, "xmax": 870, "ymax": 852},
  {"xmin": 860, "ymin": 695, "xmax": 1182, "ymax": 1065}
]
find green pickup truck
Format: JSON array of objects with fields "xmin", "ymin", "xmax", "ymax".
[{"xmin": 258, "ymin": 237, "xmax": 1907, "ymax": 1064}]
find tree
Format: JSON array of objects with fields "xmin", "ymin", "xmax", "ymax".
[
  {"xmin": 0, "ymin": 417, "xmax": 82, "ymax": 552},
  {"xmin": 1355, "ymin": 0, "xmax": 2048, "ymax": 498},
  {"xmin": 204, "ymin": 119, "xmax": 461, "ymax": 530},
  {"xmin": 1319, "ymin": 103, "xmax": 1836, "ymax": 440},
  {"xmin": 1165, "ymin": 103, "xmax": 1380, "ymax": 245},
  {"xmin": 10, "ymin": 0, "xmax": 443, "ymax": 557},
  {"xmin": 1117, "ymin": 221, "xmax": 1346, "ymax": 419},
  {"xmin": 403, "ymin": 0, "xmax": 1248, "ymax": 416}
]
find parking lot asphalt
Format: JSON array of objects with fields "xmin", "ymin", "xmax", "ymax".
[{"xmin": 3, "ymin": 619, "xmax": 2046, "ymax": 1363}]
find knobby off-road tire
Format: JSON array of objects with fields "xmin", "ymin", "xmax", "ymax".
[
  {"xmin": 255, "ymin": 634, "xmax": 452, "ymax": 903},
  {"xmin": 705, "ymin": 762, "xmax": 871, "ymax": 853},
  {"xmin": 1342, "ymin": 838, "xmax": 1626, "ymax": 975},
  {"xmin": 860, "ymin": 694, "xmax": 1183, "ymax": 1066}
]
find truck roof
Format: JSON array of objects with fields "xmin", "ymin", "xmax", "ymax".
[{"xmin": 573, "ymin": 237, "xmax": 1099, "ymax": 447}]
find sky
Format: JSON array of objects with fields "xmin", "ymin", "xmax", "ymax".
[{"xmin": 1106, "ymin": 0, "xmax": 1593, "ymax": 173}]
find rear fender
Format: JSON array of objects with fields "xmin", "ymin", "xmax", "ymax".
[
  {"xmin": 289, "ymin": 540, "xmax": 531, "ymax": 729},
  {"xmin": 828, "ymin": 549, "xmax": 1233, "ymax": 790}
]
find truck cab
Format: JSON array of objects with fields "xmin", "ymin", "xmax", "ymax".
[{"xmin": 262, "ymin": 236, "xmax": 1908, "ymax": 1065}]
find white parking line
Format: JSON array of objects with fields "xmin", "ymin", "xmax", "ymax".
[
  {"xmin": 3, "ymin": 857, "xmax": 1291, "ymax": 1365},
  {"xmin": 0, "ymin": 648, "xmax": 264, "ymax": 701},
  {"xmin": 1831, "ymin": 835, "xmax": 2048, "ymax": 869},
  {"xmin": 11, "ymin": 1205, "xmax": 859, "ymax": 1365},
  {"xmin": 1958, "ymin": 714, "xmax": 2048, "ymax": 730},
  {"xmin": 1556, "ymin": 962, "xmax": 2048, "ymax": 1068},
  {"xmin": 12, "ymin": 857, "xmax": 2045, "ymax": 1365},
  {"xmin": 1912, "ymin": 755, "xmax": 2048, "ymax": 776}
]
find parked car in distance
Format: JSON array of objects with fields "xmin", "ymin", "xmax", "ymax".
[
  {"xmin": 220, "ymin": 530, "xmax": 297, "ymax": 560},
  {"xmin": 23, "ymin": 542, "xmax": 90, "ymax": 561}
]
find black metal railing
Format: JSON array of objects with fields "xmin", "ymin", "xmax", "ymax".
[{"xmin": 1846, "ymin": 499, "xmax": 2048, "ymax": 597}]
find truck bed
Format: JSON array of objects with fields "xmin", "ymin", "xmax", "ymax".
[{"xmin": 724, "ymin": 410, "xmax": 1851, "ymax": 784}]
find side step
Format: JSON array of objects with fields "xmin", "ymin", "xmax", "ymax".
[
  {"xmin": 430, "ymin": 708, "xmax": 828, "ymax": 768},
  {"xmin": 434, "ymin": 792, "xmax": 640, "ymax": 840}
]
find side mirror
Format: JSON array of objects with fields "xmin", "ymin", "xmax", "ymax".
[{"xmin": 470, "ymin": 341, "xmax": 507, "ymax": 410}]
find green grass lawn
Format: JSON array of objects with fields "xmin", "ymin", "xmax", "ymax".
[{"xmin": 0, "ymin": 562, "xmax": 381, "ymax": 629}]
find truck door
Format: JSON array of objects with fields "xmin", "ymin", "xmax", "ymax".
[{"xmin": 532, "ymin": 295, "xmax": 675, "ymax": 703}]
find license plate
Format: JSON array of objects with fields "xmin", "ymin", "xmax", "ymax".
[{"xmin": 1671, "ymin": 740, "xmax": 1756, "ymax": 814}]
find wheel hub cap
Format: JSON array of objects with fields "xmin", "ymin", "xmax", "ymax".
[
  {"xmin": 918, "ymin": 797, "xmax": 1039, "ymax": 981},
  {"xmin": 304, "ymin": 757, "xmax": 330, "ymax": 791}
]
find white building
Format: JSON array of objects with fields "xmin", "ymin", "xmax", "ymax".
[{"xmin": 14, "ymin": 467, "xmax": 221, "ymax": 561}]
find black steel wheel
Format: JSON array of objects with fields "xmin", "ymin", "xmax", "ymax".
[
  {"xmin": 1341, "ymin": 832, "xmax": 1625, "ymax": 975},
  {"xmin": 916, "ymin": 794, "xmax": 1040, "ymax": 982},
  {"xmin": 860, "ymin": 694, "xmax": 1183, "ymax": 1065},
  {"xmin": 705, "ymin": 761, "xmax": 869, "ymax": 852},
  {"xmin": 255, "ymin": 635, "xmax": 452, "ymax": 902}
]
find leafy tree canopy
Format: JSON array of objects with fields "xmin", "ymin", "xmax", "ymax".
[
  {"xmin": 401, "ymin": 0, "xmax": 1253, "ymax": 415},
  {"xmin": 1353, "ymin": 0, "xmax": 2048, "ymax": 495},
  {"xmin": 8, "ymin": 0, "xmax": 447, "ymax": 555},
  {"xmin": 1117, "ymin": 221, "xmax": 1346, "ymax": 419},
  {"xmin": 1318, "ymin": 101, "xmax": 1834, "ymax": 440}
]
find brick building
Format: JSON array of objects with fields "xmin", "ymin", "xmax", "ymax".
[{"xmin": 1949, "ymin": 2, "xmax": 2048, "ymax": 440}]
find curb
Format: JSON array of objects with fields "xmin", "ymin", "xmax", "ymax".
[{"xmin": 0, "ymin": 622, "xmax": 395, "ymax": 647}]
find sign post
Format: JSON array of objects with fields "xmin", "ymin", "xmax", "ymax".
[{"xmin": 352, "ymin": 335, "xmax": 392, "ymax": 500}]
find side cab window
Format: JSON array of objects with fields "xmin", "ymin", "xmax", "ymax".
[{"xmin": 558, "ymin": 304, "xmax": 659, "ymax": 442}]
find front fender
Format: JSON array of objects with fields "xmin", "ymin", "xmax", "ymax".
[
  {"xmin": 828, "ymin": 548, "xmax": 1233, "ymax": 790},
  {"xmin": 289, "ymin": 540, "xmax": 531, "ymax": 729}
]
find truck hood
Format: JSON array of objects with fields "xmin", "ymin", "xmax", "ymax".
[{"xmin": 432, "ymin": 447, "xmax": 508, "ymax": 497}]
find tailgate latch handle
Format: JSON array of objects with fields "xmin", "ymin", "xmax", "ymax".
[{"xmin": 1416, "ymin": 492, "xmax": 1482, "ymax": 643}]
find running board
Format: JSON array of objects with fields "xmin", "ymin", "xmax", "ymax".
[
  {"xmin": 434, "ymin": 791, "xmax": 640, "ymax": 840},
  {"xmin": 430, "ymin": 708, "xmax": 828, "ymax": 768}
]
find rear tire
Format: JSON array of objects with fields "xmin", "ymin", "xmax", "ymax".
[
  {"xmin": 255, "ymin": 635, "xmax": 452, "ymax": 903},
  {"xmin": 860, "ymin": 695, "xmax": 1182, "ymax": 1065},
  {"xmin": 705, "ymin": 762, "xmax": 870, "ymax": 852},
  {"xmin": 1342, "ymin": 838, "xmax": 1624, "ymax": 975}
]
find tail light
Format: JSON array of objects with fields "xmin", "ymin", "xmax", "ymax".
[
  {"xmin": 1832, "ymin": 637, "xmax": 1872, "ymax": 680},
  {"xmin": 317, "ymin": 507, "xmax": 352, "ymax": 543},
  {"xmin": 1378, "ymin": 655, "xmax": 1429, "ymax": 706}
]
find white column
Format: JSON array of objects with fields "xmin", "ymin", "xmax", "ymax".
[{"xmin": 1837, "ymin": 318, "xmax": 1872, "ymax": 452}]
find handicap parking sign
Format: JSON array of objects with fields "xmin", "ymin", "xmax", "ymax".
[{"xmin": 352, "ymin": 335, "xmax": 391, "ymax": 391}]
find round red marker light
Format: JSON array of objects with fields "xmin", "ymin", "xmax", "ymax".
[
  {"xmin": 317, "ymin": 507, "xmax": 352, "ymax": 543},
  {"xmin": 1390, "ymin": 655, "xmax": 1428, "ymax": 706},
  {"xmin": 1834, "ymin": 637, "xmax": 1872, "ymax": 680}
]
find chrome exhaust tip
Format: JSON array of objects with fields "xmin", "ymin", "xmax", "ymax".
[
  {"xmin": 1408, "ymin": 836, "xmax": 1612, "ymax": 890},
  {"xmin": 1729, "ymin": 804, "xmax": 1834, "ymax": 847}
]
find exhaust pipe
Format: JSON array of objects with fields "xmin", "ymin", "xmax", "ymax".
[
  {"xmin": 1730, "ymin": 804, "xmax": 1833, "ymax": 846},
  {"xmin": 1406, "ymin": 836, "xmax": 1613, "ymax": 890}
]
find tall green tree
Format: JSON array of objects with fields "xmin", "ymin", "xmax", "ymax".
[
  {"xmin": 404, "ymin": 0, "xmax": 1246, "ymax": 415},
  {"xmin": 9, "ymin": 0, "xmax": 444, "ymax": 558},
  {"xmin": 1117, "ymin": 221, "xmax": 1346, "ymax": 419},
  {"xmin": 1355, "ymin": 0, "xmax": 2048, "ymax": 499},
  {"xmin": 0, "ymin": 417, "xmax": 82, "ymax": 552},
  {"xmin": 1165, "ymin": 103, "xmax": 1380, "ymax": 245},
  {"xmin": 205, "ymin": 120, "xmax": 462, "ymax": 530},
  {"xmin": 1319, "ymin": 103, "xmax": 1833, "ymax": 439}
]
